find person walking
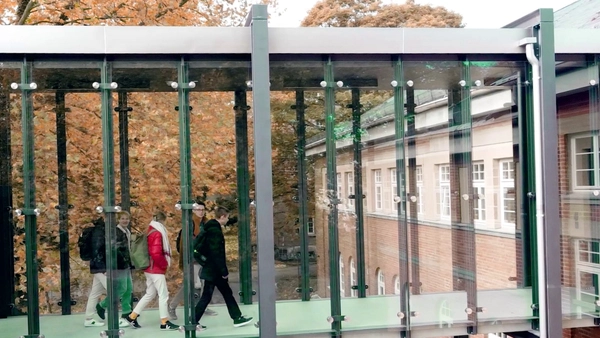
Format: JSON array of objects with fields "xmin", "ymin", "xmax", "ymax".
[
  {"xmin": 193, "ymin": 206, "xmax": 252, "ymax": 330},
  {"xmin": 124, "ymin": 211, "xmax": 179, "ymax": 330},
  {"xmin": 168, "ymin": 201, "xmax": 217, "ymax": 320},
  {"xmin": 83, "ymin": 217, "xmax": 107, "ymax": 327}
]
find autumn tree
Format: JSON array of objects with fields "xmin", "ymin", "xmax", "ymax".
[
  {"xmin": 1, "ymin": 0, "xmax": 280, "ymax": 313},
  {"xmin": 301, "ymin": 0, "xmax": 463, "ymax": 28}
]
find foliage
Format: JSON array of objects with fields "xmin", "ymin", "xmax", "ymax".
[{"xmin": 301, "ymin": 0, "xmax": 463, "ymax": 28}]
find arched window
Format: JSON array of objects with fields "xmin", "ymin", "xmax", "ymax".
[
  {"xmin": 377, "ymin": 269, "xmax": 385, "ymax": 295},
  {"xmin": 393, "ymin": 275, "xmax": 400, "ymax": 295},
  {"xmin": 339, "ymin": 256, "xmax": 345, "ymax": 297},
  {"xmin": 350, "ymin": 258, "xmax": 357, "ymax": 297}
]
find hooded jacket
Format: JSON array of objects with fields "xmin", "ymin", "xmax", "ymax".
[
  {"xmin": 89, "ymin": 221, "xmax": 106, "ymax": 274},
  {"xmin": 198, "ymin": 219, "xmax": 228, "ymax": 282}
]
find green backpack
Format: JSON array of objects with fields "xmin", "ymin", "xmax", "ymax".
[{"xmin": 130, "ymin": 229, "xmax": 156, "ymax": 270}]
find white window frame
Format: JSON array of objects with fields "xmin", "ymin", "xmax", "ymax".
[
  {"xmin": 350, "ymin": 258, "xmax": 357, "ymax": 297},
  {"xmin": 374, "ymin": 169, "xmax": 382, "ymax": 211},
  {"xmin": 377, "ymin": 269, "xmax": 385, "ymax": 295},
  {"xmin": 307, "ymin": 217, "xmax": 315, "ymax": 236},
  {"xmin": 346, "ymin": 172, "xmax": 355, "ymax": 210},
  {"xmin": 499, "ymin": 160, "xmax": 515, "ymax": 227},
  {"xmin": 339, "ymin": 256, "xmax": 345, "ymax": 298},
  {"xmin": 571, "ymin": 133, "xmax": 599, "ymax": 190},
  {"xmin": 439, "ymin": 165, "xmax": 451, "ymax": 219},
  {"xmin": 337, "ymin": 172, "xmax": 343, "ymax": 203},
  {"xmin": 416, "ymin": 166, "xmax": 423, "ymax": 215},
  {"xmin": 473, "ymin": 162, "xmax": 486, "ymax": 224},
  {"xmin": 393, "ymin": 275, "xmax": 400, "ymax": 295},
  {"xmin": 391, "ymin": 168, "xmax": 398, "ymax": 212}
]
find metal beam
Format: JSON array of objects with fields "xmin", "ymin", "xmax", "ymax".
[
  {"xmin": 249, "ymin": 5, "xmax": 277, "ymax": 338},
  {"xmin": 536, "ymin": 8, "xmax": 562, "ymax": 338},
  {"xmin": 55, "ymin": 91, "xmax": 72, "ymax": 315},
  {"xmin": 116, "ymin": 92, "xmax": 132, "ymax": 213},
  {"xmin": 234, "ymin": 89, "xmax": 253, "ymax": 305},
  {"xmin": 1, "ymin": 25, "xmax": 600, "ymax": 55}
]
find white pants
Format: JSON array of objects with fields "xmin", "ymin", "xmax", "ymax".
[
  {"xmin": 133, "ymin": 272, "xmax": 170, "ymax": 320},
  {"xmin": 85, "ymin": 273, "xmax": 107, "ymax": 319}
]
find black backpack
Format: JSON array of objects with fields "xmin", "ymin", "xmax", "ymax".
[{"xmin": 78, "ymin": 226, "xmax": 96, "ymax": 261}]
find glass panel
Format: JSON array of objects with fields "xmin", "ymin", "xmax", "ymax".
[
  {"xmin": 558, "ymin": 56, "xmax": 600, "ymax": 320},
  {"xmin": 28, "ymin": 60, "xmax": 102, "ymax": 322},
  {"xmin": 403, "ymin": 61, "xmax": 471, "ymax": 329},
  {"xmin": 188, "ymin": 60, "xmax": 258, "ymax": 330},
  {"xmin": 270, "ymin": 59, "xmax": 331, "ymax": 335},
  {"xmin": 470, "ymin": 61, "xmax": 533, "ymax": 324},
  {"xmin": 1, "ymin": 61, "xmax": 22, "ymax": 319},
  {"xmin": 331, "ymin": 60, "xmax": 398, "ymax": 332}
]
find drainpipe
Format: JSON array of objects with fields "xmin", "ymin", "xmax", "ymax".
[{"xmin": 520, "ymin": 36, "xmax": 546, "ymax": 338}]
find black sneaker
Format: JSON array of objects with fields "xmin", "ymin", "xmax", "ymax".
[
  {"xmin": 233, "ymin": 316, "xmax": 253, "ymax": 328},
  {"xmin": 160, "ymin": 321, "xmax": 179, "ymax": 330},
  {"xmin": 95, "ymin": 304, "xmax": 105, "ymax": 320},
  {"xmin": 124, "ymin": 315, "xmax": 142, "ymax": 329}
]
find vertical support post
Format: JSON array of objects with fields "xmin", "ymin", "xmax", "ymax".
[
  {"xmin": 177, "ymin": 59, "xmax": 196, "ymax": 338},
  {"xmin": 235, "ymin": 89, "xmax": 253, "ymax": 305},
  {"xmin": 517, "ymin": 69, "xmax": 534, "ymax": 289},
  {"xmin": 248, "ymin": 4, "xmax": 277, "ymax": 337},
  {"xmin": 116, "ymin": 92, "xmax": 132, "ymax": 213},
  {"xmin": 325, "ymin": 58, "xmax": 342, "ymax": 333},
  {"xmin": 55, "ymin": 91, "xmax": 71, "ymax": 315},
  {"xmin": 405, "ymin": 86, "xmax": 420, "ymax": 295},
  {"xmin": 294, "ymin": 90, "xmax": 311, "ymax": 301},
  {"xmin": 99, "ymin": 59, "xmax": 119, "ymax": 338},
  {"xmin": 393, "ymin": 59, "xmax": 411, "ymax": 336},
  {"xmin": 448, "ymin": 62, "xmax": 478, "ymax": 333},
  {"xmin": 536, "ymin": 8, "xmax": 562, "ymax": 337},
  {"xmin": 350, "ymin": 88, "xmax": 367, "ymax": 298},
  {"xmin": 0, "ymin": 84, "xmax": 15, "ymax": 319},
  {"xmin": 19, "ymin": 58, "xmax": 41, "ymax": 337}
]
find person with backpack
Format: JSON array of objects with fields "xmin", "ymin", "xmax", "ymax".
[
  {"xmin": 124, "ymin": 211, "xmax": 179, "ymax": 330},
  {"xmin": 95, "ymin": 210, "xmax": 134, "ymax": 328},
  {"xmin": 193, "ymin": 206, "xmax": 252, "ymax": 330},
  {"xmin": 83, "ymin": 216, "xmax": 107, "ymax": 327},
  {"xmin": 168, "ymin": 201, "xmax": 217, "ymax": 320}
]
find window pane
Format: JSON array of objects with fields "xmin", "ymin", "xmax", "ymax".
[
  {"xmin": 575, "ymin": 154, "xmax": 594, "ymax": 171},
  {"xmin": 575, "ymin": 136, "xmax": 593, "ymax": 154},
  {"xmin": 576, "ymin": 170, "xmax": 594, "ymax": 186}
]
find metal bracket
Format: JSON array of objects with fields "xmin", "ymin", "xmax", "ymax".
[
  {"xmin": 57, "ymin": 300, "xmax": 77, "ymax": 306},
  {"xmin": 99, "ymin": 328, "xmax": 124, "ymax": 337},
  {"xmin": 174, "ymin": 106, "xmax": 193, "ymax": 111},
  {"xmin": 238, "ymin": 290, "xmax": 257, "ymax": 296},
  {"xmin": 290, "ymin": 104, "xmax": 307, "ymax": 110},
  {"xmin": 14, "ymin": 208, "xmax": 40, "ymax": 216},
  {"xmin": 10, "ymin": 82, "xmax": 37, "ymax": 91},
  {"xmin": 234, "ymin": 105, "xmax": 251, "ymax": 111},
  {"xmin": 348, "ymin": 194, "xmax": 366, "ymax": 200},
  {"xmin": 54, "ymin": 204, "xmax": 74, "ymax": 211},
  {"xmin": 295, "ymin": 287, "xmax": 314, "ymax": 293},
  {"xmin": 95, "ymin": 206, "xmax": 122, "ymax": 213},
  {"xmin": 91, "ymin": 82, "xmax": 118, "ymax": 90},
  {"xmin": 114, "ymin": 106, "xmax": 133, "ymax": 113}
]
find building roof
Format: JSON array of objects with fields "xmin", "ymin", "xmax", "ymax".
[{"xmin": 555, "ymin": 0, "xmax": 600, "ymax": 28}]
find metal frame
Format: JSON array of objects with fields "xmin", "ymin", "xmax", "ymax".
[{"xmin": 2, "ymin": 5, "xmax": 600, "ymax": 338}]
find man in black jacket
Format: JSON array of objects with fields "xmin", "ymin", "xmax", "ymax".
[
  {"xmin": 193, "ymin": 206, "xmax": 252, "ymax": 329},
  {"xmin": 83, "ymin": 217, "xmax": 107, "ymax": 327}
]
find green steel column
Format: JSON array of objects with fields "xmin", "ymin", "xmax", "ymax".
[
  {"xmin": 592, "ymin": 56, "xmax": 600, "ymax": 312},
  {"xmin": 116, "ymin": 92, "xmax": 132, "ymax": 213},
  {"xmin": 349, "ymin": 88, "xmax": 367, "ymax": 298},
  {"xmin": 393, "ymin": 59, "xmax": 411, "ymax": 336},
  {"xmin": 19, "ymin": 58, "xmax": 41, "ymax": 338},
  {"xmin": 405, "ymin": 86, "xmax": 420, "ymax": 295},
  {"xmin": 294, "ymin": 90, "xmax": 311, "ymax": 301},
  {"xmin": 176, "ymin": 59, "xmax": 197, "ymax": 338},
  {"xmin": 324, "ymin": 58, "xmax": 343, "ymax": 333},
  {"xmin": 234, "ymin": 89, "xmax": 253, "ymax": 305},
  {"xmin": 55, "ymin": 92, "xmax": 72, "ymax": 315},
  {"xmin": 99, "ymin": 59, "xmax": 120, "ymax": 338}
]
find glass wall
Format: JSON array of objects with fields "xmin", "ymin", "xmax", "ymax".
[{"xmin": 557, "ymin": 56, "xmax": 600, "ymax": 321}]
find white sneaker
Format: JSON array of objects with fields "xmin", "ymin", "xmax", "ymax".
[{"xmin": 84, "ymin": 318, "xmax": 105, "ymax": 327}]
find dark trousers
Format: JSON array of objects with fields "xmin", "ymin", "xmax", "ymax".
[{"xmin": 194, "ymin": 278, "xmax": 241, "ymax": 323}]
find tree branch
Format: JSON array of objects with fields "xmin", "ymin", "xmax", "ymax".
[{"xmin": 16, "ymin": 0, "xmax": 36, "ymax": 25}]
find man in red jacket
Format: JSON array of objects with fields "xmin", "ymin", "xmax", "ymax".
[{"xmin": 125, "ymin": 211, "xmax": 179, "ymax": 330}]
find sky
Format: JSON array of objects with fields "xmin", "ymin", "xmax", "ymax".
[{"xmin": 269, "ymin": 0, "xmax": 577, "ymax": 28}]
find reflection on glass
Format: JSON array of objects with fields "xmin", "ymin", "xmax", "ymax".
[{"xmin": 558, "ymin": 58, "xmax": 600, "ymax": 320}]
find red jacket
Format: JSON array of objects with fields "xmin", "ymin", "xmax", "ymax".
[{"xmin": 145, "ymin": 226, "xmax": 169, "ymax": 274}]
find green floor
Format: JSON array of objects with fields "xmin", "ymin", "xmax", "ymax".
[{"xmin": 0, "ymin": 288, "xmax": 557, "ymax": 338}]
